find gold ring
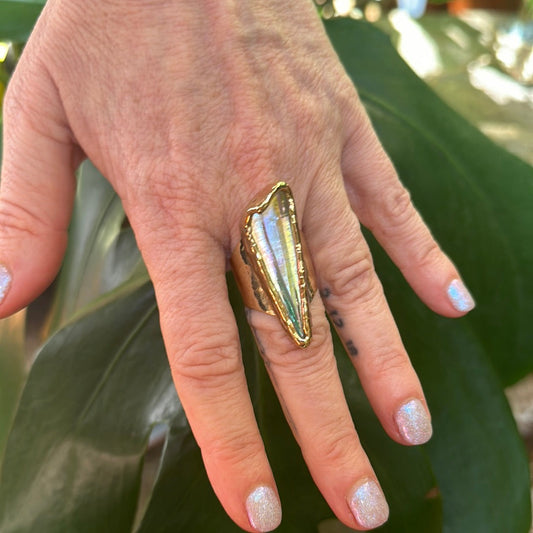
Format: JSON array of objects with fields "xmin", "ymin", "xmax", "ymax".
[{"xmin": 231, "ymin": 182, "xmax": 316, "ymax": 348}]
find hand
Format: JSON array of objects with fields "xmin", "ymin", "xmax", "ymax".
[{"xmin": 0, "ymin": 0, "xmax": 475, "ymax": 530}]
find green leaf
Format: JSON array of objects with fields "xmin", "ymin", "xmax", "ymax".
[
  {"xmin": 0, "ymin": 283, "xmax": 172, "ymax": 532},
  {"xmin": 326, "ymin": 18, "xmax": 531, "ymax": 532},
  {"xmin": 0, "ymin": 311, "xmax": 27, "ymax": 464},
  {"xmin": 0, "ymin": 1, "xmax": 44, "ymax": 42},
  {"xmin": 48, "ymin": 160, "xmax": 146, "ymax": 333}
]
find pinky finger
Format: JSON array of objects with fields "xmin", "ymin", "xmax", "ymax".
[{"xmin": 341, "ymin": 107, "xmax": 475, "ymax": 317}]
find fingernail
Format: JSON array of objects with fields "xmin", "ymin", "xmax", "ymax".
[
  {"xmin": 395, "ymin": 399, "xmax": 433, "ymax": 445},
  {"xmin": 348, "ymin": 480, "xmax": 389, "ymax": 529},
  {"xmin": 447, "ymin": 279, "xmax": 475, "ymax": 312},
  {"xmin": 0, "ymin": 264, "xmax": 12, "ymax": 304},
  {"xmin": 246, "ymin": 486, "xmax": 282, "ymax": 532}
]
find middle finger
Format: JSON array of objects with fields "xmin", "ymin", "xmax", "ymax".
[{"xmin": 305, "ymin": 179, "xmax": 433, "ymax": 447}]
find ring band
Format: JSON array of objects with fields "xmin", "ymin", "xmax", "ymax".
[{"xmin": 231, "ymin": 182, "xmax": 315, "ymax": 348}]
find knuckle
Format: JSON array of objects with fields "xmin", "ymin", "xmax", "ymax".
[
  {"xmin": 370, "ymin": 347, "xmax": 410, "ymax": 381},
  {"xmin": 228, "ymin": 118, "xmax": 282, "ymax": 178},
  {"xmin": 3, "ymin": 72, "xmax": 30, "ymax": 124},
  {"xmin": 0, "ymin": 196, "xmax": 55, "ymax": 239},
  {"xmin": 3, "ymin": 83, "xmax": 42, "ymax": 140},
  {"xmin": 294, "ymin": 95, "xmax": 342, "ymax": 141},
  {"xmin": 146, "ymin": 172, "xmax": 195, "ymax": 222},
  {"xmin": 379, "ymin": 186, "xmax": 419, "ymax": 237},
  {"xmin": 411, "ymin": 238, "xmax": 443, "ymax": 270},
  {"xmin": 126, "ymin": 162, "xmax": 223, "ymax": 243},
  {"xmin": 314, "ymin": 424, "xmax": 359, "ymax": 467},
  {"xmin": 3, "ymin": 60, "xmax": 63, "ymax": 141},
  {"xmin": 207, "ymin": 429, "xmax": 263, "ymax": 469},
  {"xmin": 262, "ymin": 317, "xmax": 333, "ymax": 378},
  {"xmin": 336, "ymin": 76, "xmax": 361, "ymax": 111},
  {"xmin": 170, "ymin": 336, "xmax": 241, "ymax": 387},
  {"xmin": 327, "ymin": 250, "xmax": 378, "ymax": 305},
  {"xmin": 343, "ymin": 102, "xmax": 376, "ymax": 154}
]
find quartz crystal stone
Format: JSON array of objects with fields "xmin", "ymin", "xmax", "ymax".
[{"xmin": 244, "ymin": 183, "xmax": 311, "ymax": 347}]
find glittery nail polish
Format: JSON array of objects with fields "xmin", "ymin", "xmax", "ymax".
[
  {"xmin": 246, "ymin": 486, "xmax": 282, "ymax": 532},
  {"xmin": 0, "ymin": 265, "xmax": 12, "ymax": 304},
  {"xmin": 348, "ymin": 480, "xmax": 389, "ymax": 529},
  {"xmin": 395, "ymin": 399, "xmax": 433, "ymax": 445},
  {"xmin": 447, "ymin": 279, "xmax": 475, "ymax": 312}
]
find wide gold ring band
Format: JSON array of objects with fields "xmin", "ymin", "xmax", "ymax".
[{"xmin": 231, "ymin": 182, "xmax": 316, "ymax": 348}]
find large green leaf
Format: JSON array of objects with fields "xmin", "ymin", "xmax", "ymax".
[
  {"xmin": 0, "ymin": 283, "xmax": 172, "ymax": 532},
  {"xmin": 47, "ymin": 160, "xmax": 146, "ymax": 333},
  {"xmin": 0, "ymin": 1, "xmax": 44, "ymax": 42},
  {"xmin": 0, "ymin": 311, "xmax": 26, "ymax": 464}
]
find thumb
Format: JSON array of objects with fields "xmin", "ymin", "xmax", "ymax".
[{"xmin": 0, "ymin": 55, "xmax": 79, "ymax": 317}]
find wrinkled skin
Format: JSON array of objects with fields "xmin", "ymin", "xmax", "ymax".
[{"xmin": 0, "ymin": 0, "xmax": 472, "ymax": 530}]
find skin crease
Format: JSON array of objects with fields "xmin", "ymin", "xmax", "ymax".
[{"xmin": 0, "ymin": 0, "xmax": 474, "ymax": 530}]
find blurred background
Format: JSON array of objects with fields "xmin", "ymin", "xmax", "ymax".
[{"xmin": 315, "ymin": 0, "xmax": 533, "ymax": 164}]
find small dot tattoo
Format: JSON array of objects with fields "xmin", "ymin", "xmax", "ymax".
[
  {"xmin": 320, "ymin": 287, "xmax": 331, "ymax": 299},
  {"xmin": 329, "ymin": 310, "xmax": 344, "ymax": 328},
  {"xmin": 346, "ymin": 340, "xmax": 358, "ymax": 357}
]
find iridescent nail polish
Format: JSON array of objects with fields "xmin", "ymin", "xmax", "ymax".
[
  {"xmin": 0, "ymin": 264, "xmax": 12, "ymax": 304},
  {"xmin": 395, "ymin": 399, "xmax": 433, "ymax": 445},
  {"xmin": 246, "ymin": 486, "xmax": 282, "ymax": 532},
  {"xmin": 447, "ymin": 279, "xmax": 475, "ymax": 312},
  {"xmin": 348, "ymin": 480, "xmax": 389, "ymax": 529}
]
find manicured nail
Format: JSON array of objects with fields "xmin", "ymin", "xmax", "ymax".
[
  {"xmin": 0, "ymin": 264, "xmax": 12, "ymax": 304},
  {"xmin": 395, "ymin": 399, "xmax": 433, "ymax": 445},
  {"xmin": 348, "ymin": 480, "xmax": 389, "ymax": 529},
  {"xmin": 447, "ymin": 279, "xmax": 475, "ymax": 312},
  {"xmin": 246, "ymin": 486, "xmax": 282, "ymax": 532}
]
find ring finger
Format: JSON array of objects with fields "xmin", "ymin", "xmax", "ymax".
[
  {"xmin": 247, "ymin": 297, "xmax": 390, "ymax": 531},
  {"xmin": 239, "ymin": 183, "xmax": 390, "ymax": 530}
]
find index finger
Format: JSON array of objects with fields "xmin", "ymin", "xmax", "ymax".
[{"xmin": 131, "ymin": 215, "xmax": 281, "ymax": 532}]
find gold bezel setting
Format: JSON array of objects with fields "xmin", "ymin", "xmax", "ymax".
[{"xmin": 239, "ymin": 182, "xmax": 313, "ymax": 348}]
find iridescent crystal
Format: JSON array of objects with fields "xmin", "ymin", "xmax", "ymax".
[{"xmin": 244, "ymin": 184, "xmax": 311, "ymax": 347}]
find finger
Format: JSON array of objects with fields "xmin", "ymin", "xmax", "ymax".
[
  {"xmin": 341, "ymin": 106, "xmax": 475, "ymax": 317},
  {"xmin": 247, "ymin": 296, "xmax": 389, "ymax": 531},
  {"xmin": 0, "ymin": 54, "xmax": 80, "ymax": 317},
  {"xmin": 129, "ymin": 215, "xmax": 282, "ymax": 533},
  {"xmin": 305, "ymin": 182, "xmax": 432, "ymax": 447}
]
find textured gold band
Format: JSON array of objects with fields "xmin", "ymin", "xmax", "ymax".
[{"xmin": 231, "ymin": 182, "xmax": 316, "ymax": 348}]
